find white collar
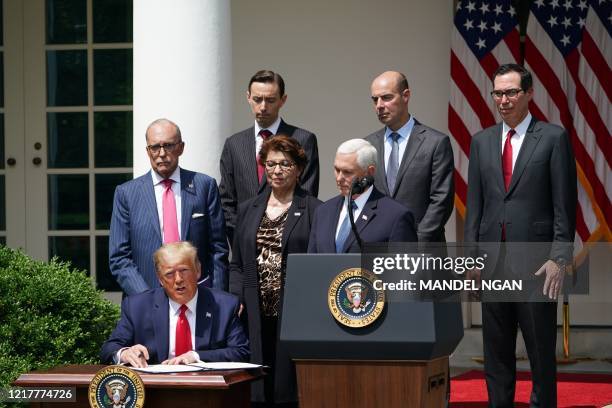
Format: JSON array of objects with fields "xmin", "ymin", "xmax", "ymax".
[
  {"xmin": 254, "ymin": 116, "xmax": 282, "ymax": 137},
  {"xmin": 168, "ymin": 289, "xmax": 198, "ymax": 315},
  {"xmin": 344, "ymin": 185, "xmax": 373, "ymax": 209},
  {"xmin": 151, "ymin": 167, "xmax": 181, "ymax": 186},
  {"xmin": 503, "ymin": 112, "xmax": 532, "ymax": 137}
]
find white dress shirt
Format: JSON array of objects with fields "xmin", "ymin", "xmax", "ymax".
[
  {"xmin": 384, "ymin": 115, "xmax": 415, "ymax": 171},
  {"xmin": 151, "ymin": 167, "xmax": 182, "ymax": 239},
  {"xmin": 254, "ymin": 116, "xmax": 282, "ymax": 159},
  {"xmin": 502, "ymin": 113, "xmax": 532, "ymax": 171},
  {"xmin": 335, "ymin": 186, "xmax": 374, "ymax": 239}
]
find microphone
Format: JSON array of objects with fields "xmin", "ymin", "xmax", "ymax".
[{"xmin": 350, "ymin": 175, "xmax": 374, "ymax": 195}]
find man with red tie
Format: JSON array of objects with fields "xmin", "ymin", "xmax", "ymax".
[
  {"xmin": 219, "ymin": 70, "xmax": 319, "ymax": 243},
  {"xmin": 100, "ymin": 241, "xmax": 249, "ymax": 366},
  {"xmin": 109, "ymin": 118, "xmax": 229, "ymax": 294},
  {"xmin": 464, "ymin": 64, "xmax": 576, "ymax": 407}
]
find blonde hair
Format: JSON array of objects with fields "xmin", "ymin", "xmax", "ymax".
[{"xmin": 153, "ymin": 241, "xmax": 199, "ymax": 273}]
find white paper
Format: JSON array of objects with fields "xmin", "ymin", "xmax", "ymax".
[
  {"xmin": 131, "ymin": 364, "xmax": 203, "ymax": 373},
  {"xmin": 189, "ymin": 362, "xmax": 262, "ymax": 370}
]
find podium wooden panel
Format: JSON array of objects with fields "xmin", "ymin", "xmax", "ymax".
[
  {"xmin": 13, "ymin": 364, "xmax": 262, "ymax": 408},
  {"xmin": 295, "ymin": 357, "xmax": 448, "ymax": 408}
]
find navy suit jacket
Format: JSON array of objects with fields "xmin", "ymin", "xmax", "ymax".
[
  {"xmin": 99, "ymin": 286, "xmax": 249, "ymax": 364},
  {"xmin": 307, "ymin": 187, "xmax": 417, "ymax": 253},
  {"xmin": 109, "ymin": 168, "xmax": 229, "ymax": 295}
]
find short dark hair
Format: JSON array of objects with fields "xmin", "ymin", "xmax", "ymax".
[
  {"xmin": 258, "ymin": 135, "xmax": 307, "ymax": 173},
  {"xmin": 493, "ymin": 64, "xmax": 533, "ymax": 91},
  {"xmin": 396, "ymin": 72, "xmax": 409, "ymax": 93},
  {"xmin": 248, "ymin": 70, "xmax": 286, "ymax": 97}
]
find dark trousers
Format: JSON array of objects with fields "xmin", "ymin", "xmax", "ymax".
[{"xmin": 482, "ymin": 301, "xmax": 557, "ymax": 407}]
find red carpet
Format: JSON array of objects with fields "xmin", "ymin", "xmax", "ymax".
[{"xmin": 450, "ymin": 370, "xmax": 612, "ymax": 407}]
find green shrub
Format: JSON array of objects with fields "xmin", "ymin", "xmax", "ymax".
[{"xmin": 0, "ymin": 246, "xmax": 120, "ymax": 402}]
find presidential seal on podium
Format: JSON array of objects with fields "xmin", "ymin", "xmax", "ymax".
[
  {"xmin": 89, "ymin": 365, "xmax": 145, "ymax": 408},
  {"xmin": 328, "ymin": 268, "xmax": 385, "ymax": 328}
]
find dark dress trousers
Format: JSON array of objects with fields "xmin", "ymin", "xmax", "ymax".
[
  {"xmin": 229, "ymin": 187, "xmax": 322, "ymax": 403},
  {"xmin": 307, "ymin": 187, "xmax": 417, "ymax": 253},
  {"xmin": 464, "ymin": 118, "xmax": 577, "ymax": 407},
  {"xmin": 109, "ymin": 168, "xmax": 229, "ymax": 294},
  {"xmin": 219, "ymin": 120, "xmax": 320, "ymax": 243},
  {"xmin": 99, "ymin": 286, "xmax": 250, "ymax": 364},
  {"xmin": 366, "ymin": 119, "xmax": 455, "ymax": 242}
]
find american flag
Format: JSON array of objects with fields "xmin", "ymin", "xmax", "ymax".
[
  {"xmin": 449, "ymin": 0, "xmax": 521, "ymax": 217},
  {"xmin": 524, "ymin": 0, "xmax": 611, "ymax": 247}
]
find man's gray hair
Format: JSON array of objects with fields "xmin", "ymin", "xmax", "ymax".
[
  {"xmin": 145, "ymin": 118, "xmax": 182, "ymax": 141},
  {"xmin": 336, "ymin": 139, "xmax": 378, "ymax": 169}
]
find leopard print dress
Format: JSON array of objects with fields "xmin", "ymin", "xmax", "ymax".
[{"xmin": 256, "ymin": 209, "xmax": 289, "ymax": 317}]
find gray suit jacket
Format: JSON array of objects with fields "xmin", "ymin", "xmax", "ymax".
[
  {"xmin": 366, "ymin": 119, "xmax": 455, "ymax": 242},
  {"xmin": 219, "ymin": 120, "xmax": 319, "ymax": 242},
  {"xmin": 464, "ymin": 118, "xmax": 576, "ymax": 262}
]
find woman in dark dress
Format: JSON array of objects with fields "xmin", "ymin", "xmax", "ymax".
[{"xmin": 229, "ymin": 136, "xmax": 322, "ymax": 407}]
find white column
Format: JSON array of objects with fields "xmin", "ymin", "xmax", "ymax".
[{"xmin": 133, "ymin": 0, "xmax": 231, "ymax": 181}]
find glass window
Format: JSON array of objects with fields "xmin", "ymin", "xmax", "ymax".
[
  {"xmin": 95, "ymin": 173, "xmax": 132, "ymax": 229},
  {"xmin": 0, "ymin": 175, "xmax": 5, "ymax": 231},
  {"xmin": 0, "ymin": 114, "xmax": 4, "ymax": 169},
  {"xmin": 49, "ymin": 236, "xmax": 90, "ymax": 274},
  {"xmin": 94, "ymin": 111, "xmax": 133, "ymax": 167},
  {"xmin": 48, "ymin": 174, "xmax": 89, "ymax": 230},
  {"xmin": 46, "ymin": 0, "xmax": 87, "ymax": 44},
  {"xmin": 0, "ymin": 53, "xmax": 3, "ymax": 108},
  {"xmin": 94, "ymin": 49, "xmax": 132, "ymax": 105},
  {"xmin": 47, "ymin": 50, "xmax": 88, "ymax": 106},
  {"xmin": 93, "ymin": 0, "xmax": 133, "ymax": 43},
  {"xmin": 47, "ymin": 112, "xmax": 88, "ymax": 168}
]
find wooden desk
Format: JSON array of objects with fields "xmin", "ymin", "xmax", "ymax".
[{"xmin": 14, "ymin": 364, "xmax": 263, "ymax": 408}]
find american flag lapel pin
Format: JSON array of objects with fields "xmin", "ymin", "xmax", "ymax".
[
  {"xmin": 362, "ymin": 214, "xmax": 368, "ymax": 221},
  {"xmin": 206, "ymin": 312, "xmax": 212, "ymax": 318}
]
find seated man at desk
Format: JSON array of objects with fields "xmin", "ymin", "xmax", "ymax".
[{"xmin": 100, "ymin": 242, "xmax": 249, "ymax": 367}]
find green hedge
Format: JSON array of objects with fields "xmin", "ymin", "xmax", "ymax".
[{"xmin": 0, "ymin": 246, "xmax": 119, "ymax": 401}]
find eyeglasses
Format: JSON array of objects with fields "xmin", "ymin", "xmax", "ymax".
[
  {"xmin": 265, "ymin": 160, "xmax": 295, "ymax": 171},
  {"xmin": 490, "ymin": 88, "xmax": 524, "ymax": 100},
  {"xmin": 147, "ymin": 142, "xmax": 182, "ymax": 155}
]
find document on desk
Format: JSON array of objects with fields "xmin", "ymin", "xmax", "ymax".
[
  {"xmin": 189, "ymin": 362, "xmax": 262, "ymax": 370},
  {"xmin": 131, "ymin": 364, "xmax": 203, "ymax": 374}
]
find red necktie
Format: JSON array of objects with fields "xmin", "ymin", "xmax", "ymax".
[
  {"xmin": 502, "ymin": 129, "xmax": 515, "ymax": 191},
  {"xmin": 501, "ymin": 129, "xmax": 515, "ymax": 241},
  {"xmin": 162, "ymin": 179, "xmax": 180, "ymax": 243},
  {"xmin": 257, "ymin": 129, "xmax": 273, "ymax": 182},
  {"xmin": 175, "ymin": 304, "xmax": 192, "ymax": 357}
]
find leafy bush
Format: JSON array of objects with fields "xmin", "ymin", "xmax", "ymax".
[{"xmin": 0, "ymin": 246, "xmax": 119, "ymax": 399}]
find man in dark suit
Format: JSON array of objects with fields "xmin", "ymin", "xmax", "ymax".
[
  {"xmin": 219, "ymin": 70, "xmax": 319, "ymax": 243},
  {"xmin": 464, "ymin": 64, "xmax": 576, "ymax": 407},
  {"xmin": 101, "ymin": 242, "xmax": 249, "ymax": 366},
  {"xmin": 366, "ymin": 71, "xmax": 454, "ymax": 242},
  {"xmin": 308, "ymin": 139, "xmax": 417, "ymax": 253},
  {"xmin": 109, "ymin": 118, "xmax": 229, "ymax": 295}
]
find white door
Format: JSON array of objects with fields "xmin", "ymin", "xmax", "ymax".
[{"xmin": 2, "ymin": 0, "xmax": 133, "ymax": 300}]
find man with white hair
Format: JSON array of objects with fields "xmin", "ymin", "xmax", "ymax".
[{"xmin": 308, "ymin": 139, "xmax": 416, "ymax": 253}]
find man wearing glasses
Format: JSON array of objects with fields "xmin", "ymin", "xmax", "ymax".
[
  {"xmin": 109, "ymin": 118, "xmax": 229, "ymax": 295},
  {"xmin": 464, "ymin": 64, "xmax": 576, "ymax": 407}
]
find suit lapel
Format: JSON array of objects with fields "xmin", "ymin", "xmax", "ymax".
[
  {"xmin": 245, "ymin": 190, "xmax": 269, "ymax": 257},
  {"xmin": 194, "ymin": 288, "xmax": 213, "ymax": 351},
  {"xmin": 342, "ymin": 190, "xmax": 379, "ymax": 252},
  {"xmin": 180, "ymin": 169, "xmax": 197, "ymax": 239},
  {"xmin": 393, "ymin": 122, "xmax": 426, "ymax": 196},
  {"xmin": 372, "ymin": 130, "xmax": 390, "ymax": 195},
  {"xmin": 153, "ymin": 289, "xmax": 170, "ymax": 362},
  {"xmin": 243, "ymin": 127, "xmax": 261, "ymax": 192},
  {"xmin": 506, "ymin": 119, "xmax": 542, "ymax": 196},
  {"xmin": 282, "ymin": 189, "xmax": 307, "ymax": 251},
  {"xmin": 142, "ymin": 174, "xmax": 162, "ymax": 240},
  {"xmin": 489, "ymin": 123, "xmax": 505, "ymax": 193},
  {"xmin": 326, "ymin": 196, "xmax": 345, "ymax": 252}
]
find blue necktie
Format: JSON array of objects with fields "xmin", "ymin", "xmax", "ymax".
[
  {"xmin": 387, "ymin": 132, "xmax": 400, "ymax": 193},
  {"xmin": 335, "ymin": 201, "xmax": 357, "ymax": 253}
]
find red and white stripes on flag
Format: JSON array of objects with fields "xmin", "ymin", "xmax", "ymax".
[
  {"xmin": 449, "ymin": 0, "xmax": 521, "ymax": 217},
  {"xmin": 524, "ymin": 0, "xmax": 611, "ymax": 247}
]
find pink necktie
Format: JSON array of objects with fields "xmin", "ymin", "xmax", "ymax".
[
  {"xmin": 162, "ymin": 179, "xmax": 180, "ymax": 243},
  {"xmin": 257, "ymin": 129, "xmax": 273, "ymax": 182},
  {"xmin": 175, "ymin": 304, "xmax": 192, "ymax": 357}
]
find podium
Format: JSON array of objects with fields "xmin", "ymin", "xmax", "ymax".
[{"xmin": 280, "ymin": 254, "xmax": 463, "ymax": 408}]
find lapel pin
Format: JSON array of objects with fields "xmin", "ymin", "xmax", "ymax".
[
  {"xmin": 188, "ymin": 182, "xmax": 194, "ymax": 189},
  {"xmin": 206, "ymin": 312, "xmax": 212, "ymax": 318},
  {"xmin": 294, "ymin": 212, "xmax": 301, "ymax": 216},
  {"xmin": 362, "ymin": 214, "xmax": 368, "ymax": 221}
]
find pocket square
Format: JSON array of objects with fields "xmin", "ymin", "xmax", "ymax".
[{"xmin": 192, "ymin": 213, "xmax": 205, "ymax": 219}]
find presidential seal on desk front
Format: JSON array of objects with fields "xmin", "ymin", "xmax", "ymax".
[
  {"xmin": 89, "ymin": 366, "xmax": 145, "ymax": 408},
  {"xmin": 328, "ymin": 268, "xmax": 385, "ymax": 328}
]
